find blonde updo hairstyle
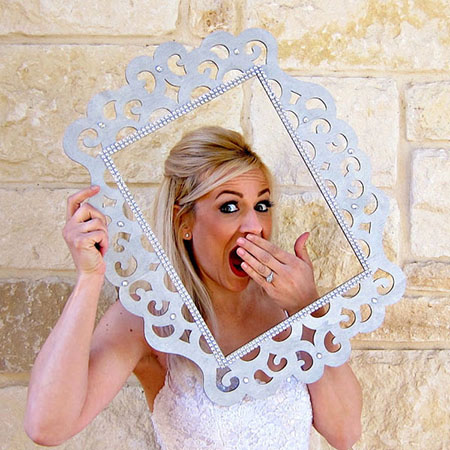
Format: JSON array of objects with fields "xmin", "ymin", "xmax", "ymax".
[{"xmin": 153, "ymin": 126, "xmax": 272, "ymax": 321}]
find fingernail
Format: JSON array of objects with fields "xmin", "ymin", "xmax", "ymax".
[
  {"xmin": 237, "ymin": 248, "xmax": 245, "ymax": 256},
  {"xmin": 237, "ymin": 237, "xmax": 245, "ymax": 245}
]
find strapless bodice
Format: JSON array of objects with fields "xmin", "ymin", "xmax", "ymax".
[{"xmin": 151, "ymin": 357, "xmax": 312, "ymax": 449}]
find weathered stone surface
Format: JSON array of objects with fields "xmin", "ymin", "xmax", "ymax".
[
  {"xmin": 0, "ymin": 45, "xmax": 157, "ymax": 184},
  {"xmin": 311, "ymin": 350, "xmax": 450, "ymax": 449},
  {"xmin": 310, "ymin": 77, "xmax": 399, "ymax": 188},
  {"xmin": 0, "ymin": 384, "xmax": 158, "ymax": 449},
  {"xmin": 244, "ymin": 0, "xmax": 450, "ymax": 72},
  {"xmin": 0, "ymin": 188, "xmax": 75, "ymax": 270},
  {"xmin": 410, "ymin": 149, "xmax": 450, "ymax": 258},
  {"xmin": 0, "ymin": 278, "xmax": 116, "ymax": 372},
  {"xmin": 404, "ymin": 261, "xmax": 450, "ymax": 293},
  {"xmin": 383, "ymin": 196, "xmax": 400, "ymax": 263},
  {"xmin": 249, "ymin": 77, "xmax": 399, "ymax": 188},
  {"xmin": 189, "ymin": 0, "xmax": 237, "ymax": 37},
  {"xmin": 407, "ymin": 82, "xmax": 450, "ymax": 141},
  {"xmin": 0, "ymin": 0, "xmax": 179, "ymax": 36},
  {"xmin": 354, "ymin": 295, "xmax": 450, "ymax": 343}
]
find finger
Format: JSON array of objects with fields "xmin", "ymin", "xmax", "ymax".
[
  {"xmin": 294, "ymin": 232, "xmax": 313, "ymax": 268},
  {"xmin": 71, "ymin": 202, "xmax": 107, "ymax": 225},
  {"xmin": 245, "ymin": 234, "xmax": 291, "ymax": 264},
  {"xmin": 237, "ymin": 235, "xmax": 286, "ymax": 269},
  {"xmin": 237, "ymin": 247, "xmax": 274, "ymax": 278},
  {"xmin": 66, "ymin": 185, "xmax": 100, "ymax": 221},
  {"xmin": 241, "ymin": 260, "xmax": 275, "ymax": 290},
  {"xmin": 79, "ymin": 217, "xmax": 108, "ymax": 235},
  {"xmin": 80, "ymin": 230, "xmax": 109, "ymax": 256}
]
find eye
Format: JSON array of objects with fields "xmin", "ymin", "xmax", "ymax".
[
  {"xmin": 255, "ymin": 200, "xmax": 274, "ymax": 212},
  {"xmin": 220, "ymin": 201, "xmax": 239, "ymax": 214}
]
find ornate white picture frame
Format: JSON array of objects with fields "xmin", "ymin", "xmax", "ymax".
[{"xmin": 64, "ymin": 28, "xmax": 406, "ymax": 405}]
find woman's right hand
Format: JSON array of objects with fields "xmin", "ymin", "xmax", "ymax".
[{"xmin": 62, "ymin": 185, "xmax": 109, "ymax": 276}]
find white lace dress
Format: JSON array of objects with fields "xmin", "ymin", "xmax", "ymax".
[{"xmin": 151, "ymin": 357, "xmax": 313, "ymax": 449}]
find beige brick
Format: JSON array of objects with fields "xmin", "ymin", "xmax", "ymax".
[
  {"xmin": 355, "ymin": 295, "xmax": 450, "ymax": 343},
  {"xmin": 1, "ymin": 0, "xmax": 179, "ymax": 36},
  {"xmin": 244, "ymin": 0, "xmax": 450, "ymax": 72},
  {"xmin": 0, "ymin": 384, "xmax": 157, "ymax": 449},
  {"xmin": 249, "ymin": 76, "xmax": 399, "ymax": 188},
  {"xmin": 0, "ymin": 278, "xmax": 116, "ymax": 372},
  {"xmin": 309, "ymin": 78, "xmax": 399, "ymax": 188},
  {"xmin": 0, "ymin": 45, "xmax": 155, "ymax": 184},
  {"xmin": 383, "ymin": 196, "xmax": 400, "ymax": 263},
  {"xmin": 0, "ymin": 188, "xmax": 75, "ymax": 270},
  {"xmin": 313, "ymin": 350, "xmax": 450, "ymax": 449},
  {"xmin": 189, "ymin": 0, "xmax": 237, "ymax": 37},
  {"xmin": 404, "ymin": 261, "xmax": 450, "ymax": 293},
  {"xmin": 407, "ymin": 82, "xmax": 450, "ymax": 141},
  {"xmin": 410, "ymin": 149, "xmax": 450, "ymax": 258}
]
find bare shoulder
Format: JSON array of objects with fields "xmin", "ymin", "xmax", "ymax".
[
  {"xmin": 91, "ymin": 300, "xmax": 153, "ymax": 360},
  {"xmin": 94, "ymin": 301, "xmax": 168, "ymax": 410}
]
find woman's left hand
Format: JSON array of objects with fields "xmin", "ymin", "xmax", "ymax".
[{"xmin": 237, "ymin": 232, "xmax": 318, "ymax": 315}]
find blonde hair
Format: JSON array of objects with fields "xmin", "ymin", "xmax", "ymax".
[{"xmin": 153, "ymin": 126, "xmax": 272, "ymax": 321}]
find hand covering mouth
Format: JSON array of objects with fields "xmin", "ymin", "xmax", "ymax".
[{"xmin": 229, "ymin": 246, "xmax": 248, "ymax": 278}]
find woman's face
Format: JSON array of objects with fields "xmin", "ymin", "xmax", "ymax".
[{"xmin": 186, "ymin": 168, "xmax": 273, "ymax": 296}]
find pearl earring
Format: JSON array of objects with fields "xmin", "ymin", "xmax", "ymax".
[{"xmin": 185, "ymin": 232, "xmax": 190, "ymax": 239}]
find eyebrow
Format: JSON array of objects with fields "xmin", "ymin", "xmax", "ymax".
[{"xmin": 215, "ymin": 188, "xmax": 270, "ymax": 200}]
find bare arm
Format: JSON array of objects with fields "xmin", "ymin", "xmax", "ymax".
[
  {"xmin": 308, "ymin": 362, "xmax": 362, "ymax": 450},
  {"xmin": 24, "ymin": 187, "xmax": 156, "ymax": 445}
]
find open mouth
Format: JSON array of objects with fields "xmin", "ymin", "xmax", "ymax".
[{"xmin": 229, "ymin": 246, "xmax": 248, "ymax": 278}]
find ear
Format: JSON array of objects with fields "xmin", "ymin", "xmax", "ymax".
[{"xmin": 174, "ymin": 205, "xmax": 194, "ymax": 240}]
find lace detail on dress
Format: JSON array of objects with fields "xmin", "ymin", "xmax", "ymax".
[{"xmin": 151, "ymin": 357, "xmax": 312, "ymax": 450}]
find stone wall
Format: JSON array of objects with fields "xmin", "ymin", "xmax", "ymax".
[{"xmin": 1, "ymin": 1, "xmax": 449, "ymax": 449}]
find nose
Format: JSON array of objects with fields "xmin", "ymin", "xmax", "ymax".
[{"xmin": 239, "ymin": 209, "xmax": 263, "ymax": 235}]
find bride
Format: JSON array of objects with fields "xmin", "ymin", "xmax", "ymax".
[{"xmin": 25, "ymin": 127, "xmax": 362, "ymax": 449}]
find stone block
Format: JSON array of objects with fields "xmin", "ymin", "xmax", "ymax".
[
  {"xmin": 383, "ymin": 196, "xmax": 400, "ymax": 263},
  {"xmin": 404, "ymin": 261, "xmax": 450, "ymax": 293},
  {"xmin": 407, "ymin": 82, "xmax": 450, "ymax": 141},
  {"xmin": 0, "ymin": 278, "xmax": 116, "ymax": 372},
  {"xmin": 0, "ymin": 188, "xmax": 75, "ymax": 270},
  {"xmin": 249, "ymin": 76, "xmax": 399, "ymax": 188},
  {"xmin": 309, "ymin": 77, "xmax": 399, "ymax": 189},
  {"xmin": 312, "ymin": 350, "xmax": 450, "ymax": 449},
  {"xmin": 410, "ymin": 149, "xmax": 450, "ymax": 258},
  {"xmin": 0, "ymin": 45, "xmax": 156, "ymax": 184},
  {"xmin": 243, "ymin": 0, "xmax": 450, "ymax": 72},
  {"xmin": 354, "ymin": 295, "xmax": 450, "ymax": 343},
  {"xmin": 189, "ymin": 0, "xmax": 237, "ymax": 37},
  {"xmin": 0, "ymin": 384, "xmax": 158, "ymax": 449},
  {"xmin": 0, "ymin": 0, "xmax": 179, "ymax": 36}
]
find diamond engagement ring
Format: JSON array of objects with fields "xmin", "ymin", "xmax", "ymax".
[{"xmin": 266, "ymin": 271, "xmax": 274, "ymax": 283}]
